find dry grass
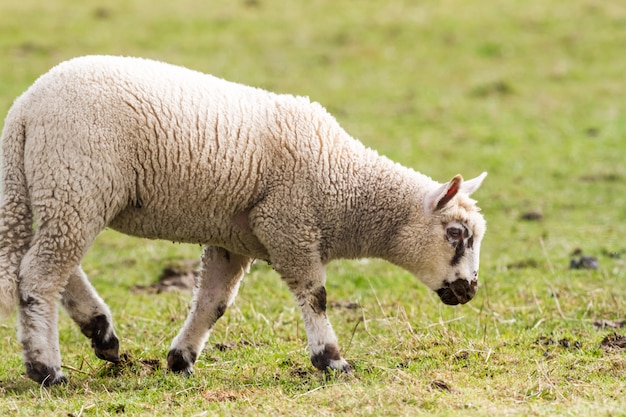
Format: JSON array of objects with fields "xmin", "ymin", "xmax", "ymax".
[{"xmin": 1, "ymin": 0, "xmax": 625, "ymax": 415}]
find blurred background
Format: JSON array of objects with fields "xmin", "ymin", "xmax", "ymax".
[
  {"xmin": 0, "ymin": 0, "xmax": 624, "ymax": 414},
  {"xmin": 2, "ymin": 0, "xmax": 624, "ymax": 278}
]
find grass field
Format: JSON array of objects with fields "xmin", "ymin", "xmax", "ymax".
[{"xmin": 0, "ymin": 0, "xmax": 625, "ymax": 415}]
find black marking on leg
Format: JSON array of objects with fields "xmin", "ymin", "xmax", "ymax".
[
  {"xmin": 20, "ymin": 340, "xmax": 37, "ymax": 356},
  {"xmin": 311, "ymin": 286, "xmax": 327, "ymax": 314},
  {"xmin": 25, "ymin": 362, "xmax": 67, "ymax": 386},
  {"xmin": 167, "ymin": 348, "xmax": 197, "ymax": 375},
  {"xmin": 311, "ymin": 344, "xmax": 341, "ymax": 371},
  {"xmin": 80, "ymin": 314, "xmax": 109, "ymax": 339},
  {"xmin": 19, "ymin": 295, "xmax": 37, "ymax": 308},
  {"xmin": 215, "ymin": 302, "xmax": 228, "ymax": 320},
  {"xmin": 81, "ymin": 314, "xmax": 120, "ymax": 362}
]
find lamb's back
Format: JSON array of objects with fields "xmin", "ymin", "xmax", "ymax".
[{"xmin": 14, "ymin": 56, "xmax": 378, "ymax": 253}]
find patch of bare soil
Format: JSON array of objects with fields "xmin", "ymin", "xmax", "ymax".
[
  {"xmin": 99, "ymin": 353, "xmax": 161, "ymax": 378},
  {"xmin": 600, "ymin": 333, "xmax": 626, "ymax": 351},
  {"xmin": 202, "ymin": 388, "xmax": 251, "ymax": 403},
  {"xmin": 213, "ymin": 340, "xmax": 253, "ymax": 351},
  {"xmin": 329, "ymin": 300, "xmax": 360, "ymax": 310},
  {"xmin": 533, "ymin": 336, "xmax": 585, "ymax": 359},
  {"xmin": 593, "ymin": 320, "xmax": 626, "ymax": 329},
  {"xmin": 519, "ymin": 211, "xmax": 543, "ymax": 221},
  {"xmin": 430, "ymin": 379, "xmax": 455, "ymax": 392},
  {"xmin": 533, "ymin": 336, "xmax": 582, "ymax": 350},
  {"xmin": 569, "ymin": 255, "xmax": 599, "ymax": 269},
  {"xmin": 289, "ymin": 367, "xmax": 311, "ymax": 378},
  {"xmin": 133, "ymin": 260, "xmax": 199, "ymax": 293},
  {"xmin": 506, "ymin": 258, "xmax": 539, "ymax": 269},
  {"xmin": 569, "ymin": 248, "xmax": 599, "ymax": 269}
]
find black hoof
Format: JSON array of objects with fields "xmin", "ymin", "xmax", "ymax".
[
  {"xmin": 167, "ymin": 348, "xmax": 196, "ymax": 376},
  {"xmin": 93, "ymin": 334, "xmax": 120, "ymax": 363},
  {"xmin": 25, "ymin": 362, "xmax": 67, "ymax": 386},
  {"xmin": 311, "ymin": 344, "xmax": 350, "ymax": 372}
]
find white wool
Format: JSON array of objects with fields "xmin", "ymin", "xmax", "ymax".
[{"xmin": 0, "ymin": 56, "xmax": 486, "ymax": 384}]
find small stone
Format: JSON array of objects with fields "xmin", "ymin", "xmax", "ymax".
[
  {"xmin": 520, "ymin": 211, "xmax": 543, "ymax": 221},
  {"xmin": 570, "ymin": 256, "xmax": 599, "ymax": 270}
]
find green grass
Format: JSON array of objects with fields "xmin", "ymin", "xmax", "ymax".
[{"xmin": 1, "ymin": 0, "xmax": 625, "ymax": 415}]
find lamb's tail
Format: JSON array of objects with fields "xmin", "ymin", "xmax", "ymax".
[{"xmin": 0, "ymin": 105, "xmax": 33, "ymax": 321}]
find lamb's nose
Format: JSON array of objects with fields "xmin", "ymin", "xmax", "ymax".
[{"xmin": 450, "ymin": 279, "xmax": 476, "ymax": 304}]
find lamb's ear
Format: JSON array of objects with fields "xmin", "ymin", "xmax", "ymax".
[
  {"xmin": 424, "ymin": 174, "xmax": 463, "ymax": 215},
  {"xmin": 461, "ymin": 172, "xmax": 487, "ymax": 196}
]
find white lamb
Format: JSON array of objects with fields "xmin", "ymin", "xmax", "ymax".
[{"xmin": 0, "ymin": 56, "xmax": 487, "ymax": 386}]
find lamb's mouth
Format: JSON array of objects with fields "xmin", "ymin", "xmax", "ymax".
[{"xmin": 436, "ymin": 279, "xmax": 477, "ymax": 305}]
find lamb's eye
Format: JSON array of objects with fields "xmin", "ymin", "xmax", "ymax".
[{"xmin": 446, "ymin": 227, "xmax": 463, "ymax": 240}]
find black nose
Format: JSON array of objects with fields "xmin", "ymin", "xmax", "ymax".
[{"xmin": 436, "ymin": 279, "xmax": 477, "ymax": 305}]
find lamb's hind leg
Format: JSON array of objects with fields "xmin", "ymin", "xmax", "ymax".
[
  {"xmin": 18, "ymin": 231, "xmax": 87, "ymax": 385},
  {"xmin": 168, "ymin": 246, "xmax": 252, "ymax": 375},
  {"xmin": 61, "ymin": 266, "xmax": 119, "ymax": 363}
]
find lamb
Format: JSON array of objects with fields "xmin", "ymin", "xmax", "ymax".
[{"xmin": 0, "ymin": 55, "xmax": 487, "ymax": 386}]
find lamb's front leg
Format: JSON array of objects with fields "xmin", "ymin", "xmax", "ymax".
[
  {"xmin": 167, "ymin": 246, "xmax": 252, "ymax": 375},
  {"xmin": 281, "ymin": 264, "xmax": 351, "ymax": 372}
]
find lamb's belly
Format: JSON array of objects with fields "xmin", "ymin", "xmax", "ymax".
[
  {"xmin": 109, "ymin": 208, "xmax": 216, "ymax": 243},
  {"xmin": 108, "ymin": 207, "xmax": 269, "ymax": 259}
]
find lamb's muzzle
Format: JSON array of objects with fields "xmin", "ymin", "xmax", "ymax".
[{"xmin": 436, "ymin": 278, "xmax": 478, "ymax": 305}]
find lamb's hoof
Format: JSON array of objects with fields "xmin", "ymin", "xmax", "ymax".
[
  {"xmin": 311, "ymin": 345, "xmax": 352, "ymax": 372},
  {"xmin": 167, "ymin": 348, "xmax": 196, "ymax": 376},
  {"xmin": 92, "ymin": 334, "xmax": 120, "ymax": 363},
  {"xmin": 332, "ymin": 358, "xmax": 352, "ymax": 372},
  {"xmin": 25, "ymin": 362, "xmax": 67, "ymax": 386}
]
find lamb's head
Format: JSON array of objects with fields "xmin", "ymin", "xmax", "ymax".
[{"xmin": 392, "ymin": 172, "xmax": 487, "ymax": 306}]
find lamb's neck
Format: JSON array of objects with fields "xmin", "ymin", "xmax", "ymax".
[{"xmin": 325, "ymin": 151, "xmax": 434, "ymax": 262}]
